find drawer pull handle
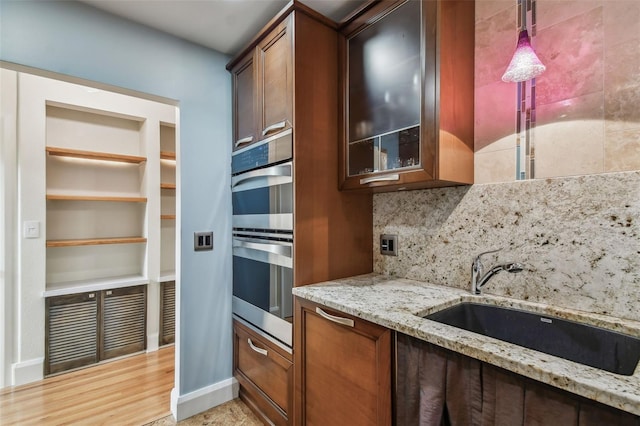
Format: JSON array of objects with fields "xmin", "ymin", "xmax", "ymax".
[
  {"xmin": 262, "ymin": 121, "xmax": 287, "ymax": 136},
  {"xmin": 234, "ymin": 136, "xmax": 254, "ymax": 148},
  {"xmin": 360, "ymin": 174, "xmax": 400, "ymax": 185},
  {"xmin": 247, "ymin": 338, "xmax": 268, "ymax": 356},
  {"xmin": 316, "ymin": 307, "xmax": 354, "ymax": 328}
]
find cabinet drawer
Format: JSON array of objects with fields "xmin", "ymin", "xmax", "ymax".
[{"xmin": 233, "ymin": 319, "xmax": 292, "ymax": 424}]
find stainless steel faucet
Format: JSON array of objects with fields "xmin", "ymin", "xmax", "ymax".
[{"xmin": 471, "ymin": 248, "xmax": 525, "ymax": 295}]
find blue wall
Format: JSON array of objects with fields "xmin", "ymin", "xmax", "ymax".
[{"xmin": 0, "ymin": 0, "xmax": 232, "ymax": 394}]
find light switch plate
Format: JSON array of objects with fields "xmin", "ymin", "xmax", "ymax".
[
  {"xmin": 380, "ymin": 234, "xmax": 398, "ymax": 256},
  {"xmin": 194, "ymin": 231, "xmax": 213, "ymax": 251},
  {"xmin": 23, "ymin": 221, "xmax": 40, "ymax": 239}
]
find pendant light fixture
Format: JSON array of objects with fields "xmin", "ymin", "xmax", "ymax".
[
  {"xmin": 502, "ymin": 29, "xmax": 546, "ymax": 82},
  {"xmin": 502, "ymin": 0, "xmax": 545, "ymax": 84}
]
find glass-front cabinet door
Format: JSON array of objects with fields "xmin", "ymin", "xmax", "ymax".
[
  {"xmin": 339, "ymin": 0, "xmax": 475, "ymax": 192},
  {"xmin": 347, "ymin": 0, "xmax": 421, "ymax": 177}
]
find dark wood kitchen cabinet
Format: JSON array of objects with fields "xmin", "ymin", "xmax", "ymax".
[
  {"xmin": 227, "ymin": 0, "xmax": 372, "ymax": 287},
  {"xmin": 257, "ymin": 15, "xmax": 293, "ymax": 139},
  {"xmin": 234, "ymin": 319, "xmax": 293, "ymax": 426},
  {"xmin": 228, "ymin": 2, "xmax": 374, "ymax": 423},
  {"xmin": 230, "ymin": 13, "xmax": 293, "ymax": 152},
  {"xmin": 230, "ymin": 52, "xmax": 256, "ymax": 151},
  {"xmin": 294, "ymin": 297, "xmax": 392, "ymax": 425},
  {"xmin": 339, "ymin": 0, "xmax": 475, "ymax": 192}
]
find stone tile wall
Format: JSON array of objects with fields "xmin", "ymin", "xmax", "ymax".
[{"xmin": 474, "ymin": 0, "xmax": 640, "ymax": 183}]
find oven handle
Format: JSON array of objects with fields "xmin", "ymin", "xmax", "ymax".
[
  {"xmin": 232, "ymin": 237, "xmax": 293, "ymax": 258},
  {"xmin": 231, "ymin": 162, "xmax": 292, "ymax": 190}
]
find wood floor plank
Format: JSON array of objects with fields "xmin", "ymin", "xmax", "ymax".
[{"xmin": 0, "ymin": 346, "xmax": 174, "ymax": 426}]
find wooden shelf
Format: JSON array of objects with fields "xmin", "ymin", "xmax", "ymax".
[
  {"xmin": 161, "ymin": 215, "xmax": 176, "ymax": 220},
  {"xmin": 47, "ymin": 194, "xmax": 147, "ymax": 202},
  {"xmin": 161, "ymin": 183, "xmax": 176, "ymax": 190},
  {"xmin": 160, "ymin": 151, "xmax": 176, "ymax": 160},
  {"xmin": 46, "ymin": 147, "xmax": 146, "ymax": 164},
  {"xmin": 47, "ymin": 237, "xmax": 147, "ymax": 247}
]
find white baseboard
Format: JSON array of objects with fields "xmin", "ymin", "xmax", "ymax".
[
  {"xmin": 12, "ymin": 357, "xmax": 44, "ymax": 386},
  {"xmin": 146, "ymin": 333, "xmax": 159, "ymax": 353},
  {"xmin": 170, "ymin": 377, "xmax": 239, "ymax": 421}
]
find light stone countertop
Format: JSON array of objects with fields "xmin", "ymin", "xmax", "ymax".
[{"xmin": 292, "ymin": 273, "xmax": 640, "ymax": 416}]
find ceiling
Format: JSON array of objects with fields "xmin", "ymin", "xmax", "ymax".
[{"xmin": 81, "ymin": 0, "xmax": 366, "ymax": 57}]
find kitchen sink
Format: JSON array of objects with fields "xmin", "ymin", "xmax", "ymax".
[{"xmin": 425, "ymin": 302, "xmax": 640, "ymax": 376}]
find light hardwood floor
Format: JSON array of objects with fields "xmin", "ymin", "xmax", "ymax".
[{"xmin": 0, "ymin": 346, "xmax": 174, "ymax": 425}]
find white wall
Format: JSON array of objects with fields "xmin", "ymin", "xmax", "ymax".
[{"xmin": 0, "ymin": 0, "xmax": 233, "ymax": 413}]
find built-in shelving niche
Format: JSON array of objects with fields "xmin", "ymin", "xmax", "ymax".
[
  {"xmin": 160, "ymin": 123, "xmax": 176, "ymax": 282},
  {"xmin": 45, "ymin": 105, "xmax": 148, "ymax": 293}
]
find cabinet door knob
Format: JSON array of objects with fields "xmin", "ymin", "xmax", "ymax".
[
  {"xmin": 316, "ymin": 307, "xmax": 355, "ymax": 328},
  {"xmin": 247, "ymin": 338, "xmax": 268, "ymax": 356}
]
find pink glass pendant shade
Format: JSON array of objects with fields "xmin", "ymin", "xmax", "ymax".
[{"xmin": 502, "ymin": 29, "xmax": 546, "ymax": 83}]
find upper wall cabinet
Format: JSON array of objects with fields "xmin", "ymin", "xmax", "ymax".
[
  {"xmin": 339, "ymin": 0, "xmax": 475, "ymax": 192},
  {"xmin": 231, "ymin": 53, "xmax": 257, "ymax": 150},
  {"xmin": 231, "ymin": 15, "xmax": 293, "ymax": 151},
  {"xmin": 258, "ymin": 15, "xmax": 293, "ymax": 139}
]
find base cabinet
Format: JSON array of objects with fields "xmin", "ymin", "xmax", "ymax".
[
  {"xmin": 159, "ymin": 281, "xmax": 175, "ymax": 346},
  {"xmin": 294, "ymin": 297, "xmax": 392, "ymax": 425},
  {"xmin": 396, "ymin": 334, "xmax": 640, "ymax": 426},
  {"xmin": 100, "ymin": 286, "xmax": 146, "ymax": 360},
  {"xmin": 233, "ymin": 319, "xmax": 293, "ymax": 425},
  {"xmin": 45, "ymin": 292, "xmax": 99, "ymax": 375},
  {"xmin": 45, "ymin": 285, "xmax": 146, "ymax": 376}
]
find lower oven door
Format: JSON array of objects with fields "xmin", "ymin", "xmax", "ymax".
[{"xmin": 232, "ymin": 235, "xmax": 293, "ymax": 346}]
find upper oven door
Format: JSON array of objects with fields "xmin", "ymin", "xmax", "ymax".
[{"xmin": 232, "ymin": 161, "xmax": 293, "ymax": 231}]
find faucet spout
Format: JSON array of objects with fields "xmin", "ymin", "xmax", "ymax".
[{"xmin": 471, "ymin": 249, "xmax": 524, "ymax": 295}]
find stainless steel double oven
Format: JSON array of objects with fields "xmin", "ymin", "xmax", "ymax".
[{"xmin": 231, "ymin": 129, "xmax": 293, "ymax": 347}]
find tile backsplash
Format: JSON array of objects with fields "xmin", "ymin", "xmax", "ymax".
[{"xmin": 373, "ymin": 171, "xmax": 640, "ymax": 322}]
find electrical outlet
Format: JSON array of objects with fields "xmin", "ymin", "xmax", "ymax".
[
  {"xmin": 380, "ymin": 234, "xmax": 398, "ymax": 256},
  {"xmin": 194, "ymin": 231, "xmax": 213, "ymax": 251}
]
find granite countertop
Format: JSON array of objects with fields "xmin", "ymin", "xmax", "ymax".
[{"xmin": 292, "ymin": 273, "xmax": 640, "ymax": 416}]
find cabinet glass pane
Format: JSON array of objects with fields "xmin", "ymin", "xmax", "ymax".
[
  {"xmin": 348, "ymin": 138, "xmax": 375, "ymax": 176},
  {"xmin": 348, "ymin": 1, "xmax": 421, "ymax": 143},
  {"xmin": 347, "ymin": 1, "xmax": 421, "ymax": 177},
  {"xmin": 380, "ymin": 125, "xmax": 420, "ymax": 170}
]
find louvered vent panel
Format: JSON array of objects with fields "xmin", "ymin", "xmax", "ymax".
[
  {"xmin": 102, "ymin": 290, "xmax": 146, "ymax": 359},
  {"xmin": 47, "ymin": 299, "xmax": 98, "ymax": 375},
  {"xmin": 161, "ymin": 282, "xmax": 175, "ymax": 345}
]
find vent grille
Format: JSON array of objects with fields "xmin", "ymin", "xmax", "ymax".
[
  {"xmin": 47, "ymin": 299, "xmax": 98, "ymax": 372},
  {"xmin": 103, "ymin": 291, "xmax": 145, "ymax": 358},
  {"xmin": 161, "ymin": 282, "xmax": 175, "ymax": 345}
]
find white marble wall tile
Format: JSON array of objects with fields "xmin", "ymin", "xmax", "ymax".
[
  {"xmin": 373, "ymin": 171, "xmax": 640, "ymax": 321},
  {"xmin": 475, "ymin": 146, "xmax": 516, "ymax": 183}
]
